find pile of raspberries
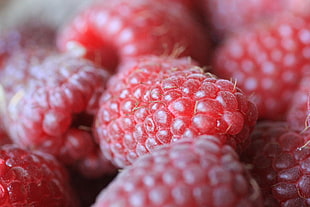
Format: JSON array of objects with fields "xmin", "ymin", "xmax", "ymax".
[{"xmin": 0, "ymin": 0, "xmax": 309, "ymax": 206}]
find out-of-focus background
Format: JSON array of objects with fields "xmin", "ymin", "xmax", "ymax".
[{"xmin": 0, "ymin": 0, "xmax": 93, "ymax": 30}]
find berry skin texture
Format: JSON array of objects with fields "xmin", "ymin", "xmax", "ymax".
[
  {"xmin": 93, "ymin": 136, "xmax": 263, "ymax": 207},
  {"xmin": 0, "ymin": 50, "xmax": 114, "ymax": 177},
  {"xmin": 242, "ymin": 121, "xmax": 310, "ymax": 206},
  {"xmin": 57, "ymin": 0, "xmax": 210, "ymax": 73},
  {"xmin": 212, "ymin": 13, "xmax": 310, "ymax": 120},
  {"xmin": 95, "ymin": 56, "xmax": 258, "ymax": 168},
  {"xmin": 0, "ymin": 144, "xmax": 77, "ymax": 207}
]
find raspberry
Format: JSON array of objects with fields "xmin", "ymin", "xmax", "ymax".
[
  {"xmin": 57, "ymin": 0, "xmax": 210, "ymax": 73},
  {"xmin": 212, "ymin": 12, "xmax": 310, "ymax": 120},
  {"xmin": 0, "ymin": 50, "xmax": 114, "ymax": 177},
  {"xmin": 0, "ymin": 144, "xmax": 77, "ymax": 206},
  {"xmin": 241, "ymin": 121, "xmax": 310, "ymax": 206},
  {"xmin": 95, "ymin": 56, "xmax": 258, "ymax": 168},
  {"xmin": 286, "ymin": 75, "xmax": 310, "ymax": 131},
  {"xmin": 93, "ymin": 136, "xmax": 263, "ymax": 207}
]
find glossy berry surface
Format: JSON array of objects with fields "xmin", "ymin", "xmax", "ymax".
[
  {"xmin": 57, "ymin": 0, "xmax": 210, "ymax": 73},
  {"xmin": 93, "ymin": 136, "xmax": 263, "ymax": 207},
  {"xmin": 242, "ymin": 121, "xmax": 310, "ymax": 206},
  {"xmin": 95, "ymin": 56, "xmax": 258, "ymax": 168},
  {"xmin": 0, "ymin": 144, "xmax": 77, "ymax": 207}
]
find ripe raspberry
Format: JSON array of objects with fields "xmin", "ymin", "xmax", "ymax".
[
  {"xmin": 0, "ymin": 144, "xmax": 77, "ymax": 206},
  {"xmin": 212, "ymin": 13, "xmax": 310, "ymax": 120},
  {"xmin": 0, "ymin": 50, "xmax": 114, "ymax": 177},
  {"xmin": 95, "ymin": 56, "xmax": 258, "ymax": 168},
  {"xmin": 93, "ymin": 136, "xmax": 263, "ymax": 207},
  {"xmin": 286, "ymin": 75, "xmax": 310, "ymax": 131},
  {"xmin": 57, "ymin": 0, "xmax": 210, "ymax": 73},
  {"xmin": 241, "ymin": 121, "xmax": 310, "ymax": 206},
  {"xmin": 202, "ymin": 0, "xmax": 290, "ymax": 39}
]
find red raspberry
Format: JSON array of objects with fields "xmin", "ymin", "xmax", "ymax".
[
  {"xmin": 202, "ymin": 0, "xmax": 289, "ymax": 38},
  {"xmin": 241, "ymin": 121, "xmax": 310, "ymax": 206},
  {"xmin": 212, "ymin": 13, "xmax": 310, "ymax": 120},
  {"xmin": 93, "ymin": 136, "xmax": 263, "ymax": 207},
  {"xmin": 0, "ymin": 50, "xmax": 114, "ymax": 177},
  {"xmin": 95, "ymin": 56, "xmax": 258, "ymax": 168},
  {"xmin": 0, "ymin": 144, "xmax": 77, "ymax": 206},
  {"xmin": 57, "ymin": 0, "xmax": 210, "ymax": 73},
  {"xmin": 286, "ymin": 74, "xmax": 310, "ymax": 131}
]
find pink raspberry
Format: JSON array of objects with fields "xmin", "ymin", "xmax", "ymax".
[
  {"xmin": 95, "ymin": 55, "xmax": 258, "ymax": 168},
  {"xmin": 93, "ymin": 136, "xmax": 263, "ymax": 207}
]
